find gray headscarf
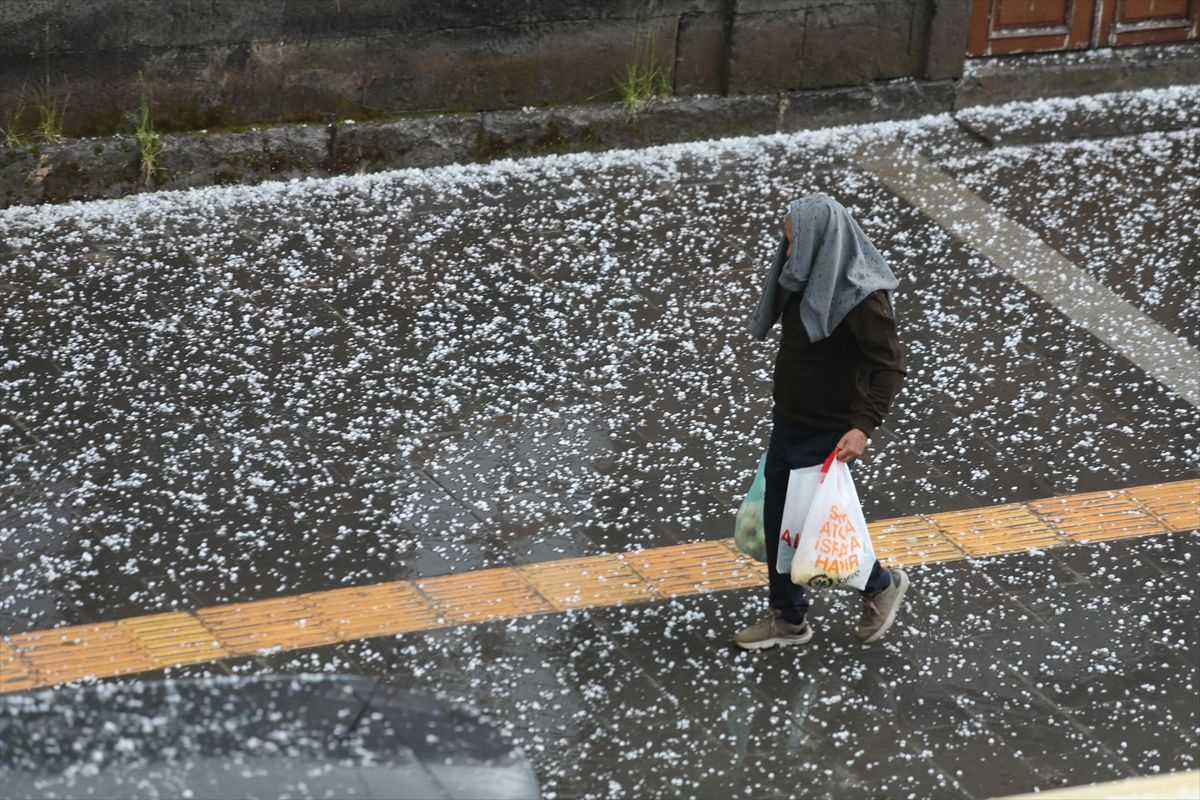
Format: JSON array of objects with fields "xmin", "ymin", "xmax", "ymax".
[{"xmin": 747, "ymin": 193, "xmax": 897, "ymax": 343}]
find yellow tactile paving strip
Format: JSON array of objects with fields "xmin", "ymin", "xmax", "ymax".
[
  {"xmin": 195, "ymin": 596, "xmax": 339, "ymax": 656},
  {"xmin": 0, "ymin": 640, "xmax": 38, "ymax": 693},
  {"xmin": 1029, "ymin": 488, "xmax": 1171, "ymax": 543},
  {"xmin": 1127, "ymin": 483, "xmax": 1200, "ymax": 532},
  {"xmin": 122, "ymin": 612, "xmax": 230, "ymax": 666},
  {"xmin": 1, "ymin": 479, "xmax": 1196, "ymax": 693},
  {"xmin": 519, "ymin": 554, "xmax": 658, "ymax": 610},
  {"xmin": 872, "ymin": 515, "xmax": 965, "ymax": 564},
  {"xmin": 625, "ymin": 540, "xmax": 766, "ymax": 597},
  {"xmin": 16, "ymin": 622, "xmax": 159, "ymax": 686},
  {"xmin": 302, "ymin": 583, "xmax": 442, "ymax": 640},
  {"xmin": 417, "ymin": 570, "xmax": 549, "ymax": 625},
  {"xmin": 931, "ymin": 503, "xmax": 1061, "ymax": 556}
]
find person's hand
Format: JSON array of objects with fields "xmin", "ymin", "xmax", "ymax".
[{"xmin": 835, "ymin": 428, "xmax": 869, "ymax": 462}]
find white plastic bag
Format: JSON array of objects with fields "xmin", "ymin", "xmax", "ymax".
[
  {"xmin": 789, "ymin": 455, "xmax": 876, "ymax": 590},
  {"xmin": 774, "ymin": 463, "xmax": 823, "ymax": 574}
]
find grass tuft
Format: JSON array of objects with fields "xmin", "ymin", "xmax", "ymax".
[
  {"xmin": 615, "ymin": 1, "xmax": 673, "ymax": 121},
  {"xmin": 135, "ymin": 91, "xmax": 163, "ymax": 186},
  {"xmin": 34, "ymin": 86, "xmax": 66, "ymax": 143}
]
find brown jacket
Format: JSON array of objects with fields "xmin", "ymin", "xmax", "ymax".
[{"xmin": 773, "ymin": 290, "xmax": 905, "ymax": 435}]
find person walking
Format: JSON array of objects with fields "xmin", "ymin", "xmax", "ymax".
[{"xmin": 734, "ymin": 193, "xmax": 909, "ymax": 650}]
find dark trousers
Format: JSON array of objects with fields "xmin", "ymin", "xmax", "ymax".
[{"xmin": 764, "ymin": 408, "xmax": 891, "ymax": 624}]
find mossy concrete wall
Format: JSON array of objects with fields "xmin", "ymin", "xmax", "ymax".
[{"xmin": 0, "ymin": 0, "xmax": 970, "ymax": 138}]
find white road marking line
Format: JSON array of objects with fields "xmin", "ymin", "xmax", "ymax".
[{"xmin": 855, "ymin": 141, "xmax": 1200, "ymax": 407}]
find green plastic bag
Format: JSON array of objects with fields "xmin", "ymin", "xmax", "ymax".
[{"xmin": 733, "ymin": 454, "xmax": 767, "ymax": 563}]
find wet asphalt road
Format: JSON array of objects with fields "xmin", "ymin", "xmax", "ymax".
[{"xmin": 1, "ymin": 88, "xmax": 1198, "ymax": 798}]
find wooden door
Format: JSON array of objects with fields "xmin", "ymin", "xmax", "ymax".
[
  {"xmin": 967, "ymin": 0, "xmax": 1200, "ymax": 55},
  {"xmin": 1097, "ymin": 0, "xmax": 1200, "ymax": 45}
]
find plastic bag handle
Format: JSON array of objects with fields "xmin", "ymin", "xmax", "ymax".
[{"xmin": 819, "ymin": 448, "xmax": 839, "ymax": 481}]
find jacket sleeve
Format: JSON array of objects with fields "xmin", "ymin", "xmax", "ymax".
[{"xmin": 843, "ymin": 291, "xmax": 905, "ymax": 435}]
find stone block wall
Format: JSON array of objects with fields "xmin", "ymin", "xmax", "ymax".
[{"xmin": 0, "ymin": 0, "xmax": 969, "ymax": 138}]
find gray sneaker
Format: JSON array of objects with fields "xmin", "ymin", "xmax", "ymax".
[
  {"xmin": 733, "ymin": 608, "xmax": 813, "ymax": 651},
  {"xmin": 856, "ymin": 568, "xmax": 910, "ymax": 643}
]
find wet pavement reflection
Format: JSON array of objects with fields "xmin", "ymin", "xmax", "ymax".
[{"xmin": 0, "ymin": 675, "xmax": 539, "ymax": 799}]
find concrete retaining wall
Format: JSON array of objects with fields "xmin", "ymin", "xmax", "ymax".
[
  {"xmin": 0, "ymin": 0, "xmax": 969, "ymax": 138},
  {"xmin": 0, "ymin": 79, "xmax": 955, "ymax": 206},
  {"xmin": 4, "ymin": 3, "xmax": 1194, "ymax": 209}
]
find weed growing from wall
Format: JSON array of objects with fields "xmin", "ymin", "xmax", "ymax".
[
  {"xmin": 615, "ymin": 1, "xmax": 673, "ymax": 121},
  {"xmin": 135, "ymin": 90, "xmax": 163, "ymax": 186},
  {"xmin": 34, "ymin": 77, "xmax": 67, "ymax": 144}
]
